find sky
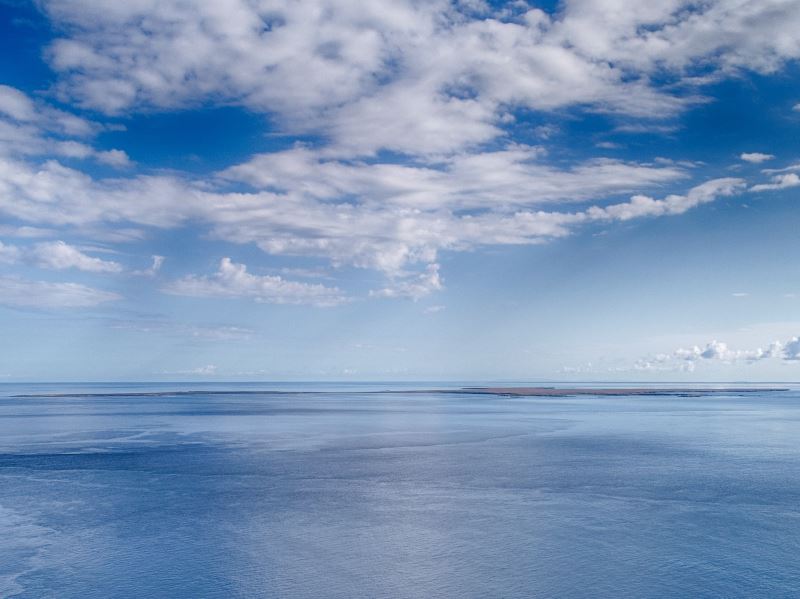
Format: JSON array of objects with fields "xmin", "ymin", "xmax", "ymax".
[{"xmin": 0, "ymin": 0, "xmax": 799, "ymax": 382}]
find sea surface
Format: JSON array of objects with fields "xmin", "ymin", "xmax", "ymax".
[{"xmin": 1, "ymin": 382, "xmax": 799, "ymax": 598}]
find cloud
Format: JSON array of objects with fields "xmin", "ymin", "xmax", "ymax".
[
  {"xmin": 636, "ymin": 335, "xmax": 800, "ymax": 370},
  {"xmin": 0, "ymin": 239, "xmax": 123, "ymax": 272},
  {"xmin": 0, "ymin": 146, "xmax": 746, "ymax": 286},
  {"xmin": 164, "ymin": 364, "xmax": 218, "ymax": 376},
  {"xmin": 0, "ymin": 240, "xmax": 21, "ymax": 264},
  {"xmin": 751, "ymin": 173, "xmax": 800, "ymax": 192},
  {"xmin": 740, "ymin": 152, "xmax": 775, "ymax": 163},
  {"xmin": 221, "ymin": 145, "xmax": 685, "ymax": 211},
  {"xmin": 0, "ymin": 85, "xmax": 130, "ymax": 167},
  {"xmin": 0, "ymin": 226, "xmax": 54, "ymax": 239},
  {"xmin": 108, "ymin": 318, "xmax": 254, "ymax": 341},
  {"xmin": 165, "ymin": 257, "xmax": 347, "ymax": 306},
  {"xmin": 793, "ymin": 103, "xmax": 800, "ymax": 112},
  {"xmin": 370, "ymin": 263, "xmax": 443, "ymax": 300},
  {"xmin": 586, "ymin": 178, "xmax": 745, "ymax": 221},
  {"xmin": 0, "ymin": 85, "xmax": 36, "ymax": 122},
  {"xmin": 785, "ymin": 337, "xmax": 800, "ymax": 361},
  {"xmin": 29, "ymin": 240, "xmax": 123, "ymax": 272},
  {"xmin": 0, "ymin": 275, "xmax": 120, "ymax": 308},
  {"xmin": 38, "ymin": 0, "xmax": 800, "ymax": 157},
  {"xmin": 132, "ymin": 255, "xmax": 165, "ymax": 277}
]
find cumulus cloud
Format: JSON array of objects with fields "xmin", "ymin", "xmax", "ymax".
[
  {"xmin": 165, "ymin": 257, "xmax": 347, "ymax": 306},
  {"xmin": 740, "ymin": 152, "xmax": 775, "ymax": 163},
  {"xmin": 636, "ymin": 335, "xmax": 800, "ymax": 370},
  {"xmin": 37, "ymin": 0, "xmax": 800, "ymax": 157},
  {"xmin": 751, "ymin": 173, "xmax": 800, "ymax": 192},
  {"xmin": 0, "ymin": 85, "xmax": 130, "ymax": 166},
  {"xmin": 0, "ymin": 275, "xmax": 120, "ymax": 308},
  {"xmin": 0, "ymin": 148, "xmax": 745, "ymax": 284},
  {"xmin": 0, "ymin": 85, "xmax": 36, "ymax": 122},
  {"xmin": 785, "ymin": 337, "xmax": 800, "ymax": 361}
]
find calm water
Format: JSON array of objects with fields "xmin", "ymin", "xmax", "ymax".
[{"xmin": 1, "ymin": 383, "xmax": 799, "ymax": 598}]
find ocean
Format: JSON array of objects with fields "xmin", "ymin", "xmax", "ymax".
[{"xmin": 1, "ymin": 383, "xmax": 799, "ymax": 598}]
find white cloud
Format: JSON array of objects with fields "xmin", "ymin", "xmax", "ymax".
[
  {"xmin": 30, "ymin": 241, "xmax": 123, "ymax": 272},
  {"xmin": 222, "ymin": 145, "xmax": 685, "ymax": 211},
  {"xmin": 751, "ymin": 173, "xmax": 800, "ymax": 192},
  {"xmin": 0, "ymin": 85, "xmax": 36, "ymax": 122},
  {"xmin": 0, "ymin": 275, "xmax": 120, "ymax": 308},
  {"xmin": 586, "ymin": 178, "xmax": 745, "ymax": 221},
  {"xmin": 132, "ymin": 255, "xmax": 165, "ymax": 277},
  {"xmin": 165, "ymin": 257, "xmax": 347, "ymax": 306},
  {"xmin": 740, "ymin": 152, "xmax": 775, "ymax": 163},
  {"xmin": 0, "ymin": 239, "xmax": 123, "ymax": 272},
  {"xmin": 370, "ymin": 263, "xmax": 443, "ymax": 300},
  {"xmin": 637, "ymin": 335, "xmax": 800, "ymax": 370},
  {"xmin": 793, "ymin": 103, "xmax": 800, "ymax": 112},
  {"xmin": 0, "ymin": 85, "xmax": 130, "ymax": 167},
  {"xmin": 0, "ymin": 148, "xmax": 747, "ymax": 285},
  {"xmin": 39, "ymin": 0, "xmax": 800, "ymax": 157}
]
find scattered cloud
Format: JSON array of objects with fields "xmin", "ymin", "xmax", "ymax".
[
  {"xmin": 370, "ymin": 264, "xmax": 443, "ymax": 300},
  {"xmin": 635, "ymin": 335, "xmax": 800, "ymax": 371},
  {"xmin": 0, "ymin": 85, "xmax": 129, "ymax": 166},
  {"xmin": 740, "ymin": 152, "xmax": 774, "ymax": 163},
  {"xmin": 165, "ymin": 257, "xmax": 347, "ymax": 306},
  {"xmin": 39, "ymin": 0, "xmax": 800, "ymax": 158},
  {"xmin": 132, "ymin": 255, "xmax": 165, "ymax": 277}
]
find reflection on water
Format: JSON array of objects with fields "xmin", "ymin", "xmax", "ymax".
[{"xmin": 1, "ymin": 384, "xmax": 800, "ymax": 598}]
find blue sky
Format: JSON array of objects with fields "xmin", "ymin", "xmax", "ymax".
[{"xmin": 1, "ymin": 0, "xmax": 800, "ymax": 382}]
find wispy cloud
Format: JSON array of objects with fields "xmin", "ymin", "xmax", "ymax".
[
  {"xmin": 0, "ymin": 239, "xmax": 122, "ymax": 272},
  {"xmin": 165, "ymin": 258, "xmax": 347, "ymax": 306},
  {"xmin": 0, "ymin": 275, "xmax": 120, "ymax": 308}
]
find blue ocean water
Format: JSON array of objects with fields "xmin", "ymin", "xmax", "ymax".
[{"xmin": 1, "ymin": 383, "xmax": 799, "ymax": 598}]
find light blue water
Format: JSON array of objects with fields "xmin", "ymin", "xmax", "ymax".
[{"xmin": 1, "ymin": 383, "xmax": 799, "ymax": 598}]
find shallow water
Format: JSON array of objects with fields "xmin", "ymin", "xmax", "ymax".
[{"xmin": 1, "ymin": 383, "xmax": 799, "ymax": 598}]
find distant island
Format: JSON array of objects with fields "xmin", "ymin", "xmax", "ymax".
[{"xmin": 453, "ymin": 387, "xmax": 789, "ymax": 397}]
